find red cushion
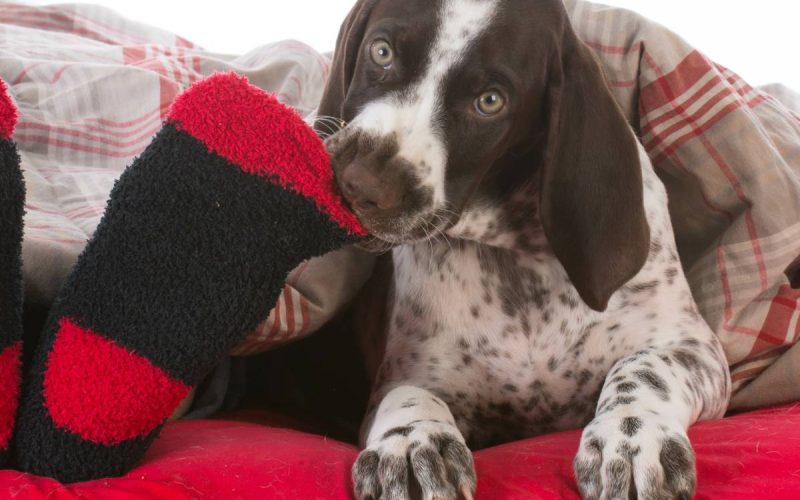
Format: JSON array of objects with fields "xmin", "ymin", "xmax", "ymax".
[{"xmin": 2, "ymin": 404, "xmax": 799, "ymax": 498}]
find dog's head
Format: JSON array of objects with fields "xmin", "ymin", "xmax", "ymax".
[{"xmin": 318, "ymin": 0, "xmax": 649, "ymax": 311}]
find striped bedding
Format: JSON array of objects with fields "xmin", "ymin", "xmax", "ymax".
[{"xmin": 0, "ymin": 1, "xmax": 798, "ymax": 409}]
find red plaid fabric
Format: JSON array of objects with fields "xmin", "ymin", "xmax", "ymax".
[{"xmin": 567, "ymin": 0, "xmax": 800, "ymax": 396}]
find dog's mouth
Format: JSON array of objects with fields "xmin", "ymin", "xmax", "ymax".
[{"xmin": 348, "ymin": 207, "xmax": 459, "ymax": 254}]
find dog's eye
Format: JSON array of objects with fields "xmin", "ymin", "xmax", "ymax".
[
  {"xmin": 370, "ymin": 39, "xmax": 394, "ymax": 69},
  {"xmin": 475, "ymin": 90, "xmax": 505, "ymax": 116}
]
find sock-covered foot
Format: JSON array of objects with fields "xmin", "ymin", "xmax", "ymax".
[
  {"xmin": 0, "ymin": 79, "xmax": 24, "ymax": 469},
  {"xmin": 13, "ymin": 73, "xmax": 366, "ymax": 482}
]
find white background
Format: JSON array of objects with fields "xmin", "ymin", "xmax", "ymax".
[{"xmin": 25, "ymin": 0, "xmax": 800, "ymax": 90}]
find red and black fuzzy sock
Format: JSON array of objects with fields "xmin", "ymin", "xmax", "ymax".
[
  {"xmin": 13, "ymin": 73, "xmax": 366, "ymax": 482},
  {"xmin": 0, "ymin": 79, "xmax": 24, "ymax": 469}
]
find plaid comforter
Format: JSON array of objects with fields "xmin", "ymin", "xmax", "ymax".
[
  {"xmin": 564, "ymin": 0, "xmax": 800, "ymax": 408},
  {"xmin": 1, "ymin": 1, "xmax": 798, "ymax": 409}
]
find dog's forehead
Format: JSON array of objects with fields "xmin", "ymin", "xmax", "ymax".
[
  {"xmin": 367, "ymin": 0, "xmax": 499, "ymax": 56},
  {"xmin": 369, "ymin": 0, "xmax": 441, "ymax": 22},
  {"xmin": 434, "ymin": 0, "xmax": 500, "ymax": 50},
  {"xmin": 362, "ymin": 0, "xmax": 568, "ymax": 81},
  {"xmin": 462, "ymin": 1, "xmax": 564, "ymax": 72}
]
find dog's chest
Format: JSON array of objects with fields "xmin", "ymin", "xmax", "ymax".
[{"xmin": 387, "ymin": 241, "xmax": 632, "ymax": 446}]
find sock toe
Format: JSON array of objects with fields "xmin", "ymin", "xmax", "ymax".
[{"xmin": 167, "ymin": 72, "xmax": 366, "ymax": 237}]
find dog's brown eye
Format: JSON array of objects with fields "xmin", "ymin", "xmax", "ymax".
[
  {"xmin": 476, "ymin": 91, "xmax": 505, "ymax": 116},
  {"xmin": 370, "ymin": 39, "xmax": 394, "ymax": 68}
]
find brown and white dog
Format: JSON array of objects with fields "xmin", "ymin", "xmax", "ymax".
[{"xmin": 315, "ymin": 1, "xmax": 731, "ymax": 498}]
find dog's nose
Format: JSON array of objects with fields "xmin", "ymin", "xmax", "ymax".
[{"xmin": 340, "ymin": 163, "xmax": 402, "ymax": 212}]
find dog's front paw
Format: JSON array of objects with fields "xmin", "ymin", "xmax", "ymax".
[
  {"xmin": 353, "ymin": 420, "xmax": 476, "ymax": 500},
  {"xmin": 574, "ymin": 413, "xmax": 695, "ymax": 500}
]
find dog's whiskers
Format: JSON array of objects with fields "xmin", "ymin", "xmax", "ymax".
[
  {"xmin": 316, "ymin": 115, "xmax": 347, "ymax": 129},
  {"xmin": 312, "ymin": 114, "xmax": 349, "ymax": 140}
]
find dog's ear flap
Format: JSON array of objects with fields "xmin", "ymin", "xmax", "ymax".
[
  {"xmin": 539, "ymin": 23, "xmax": 650, "ymax": 312},
  {"xmin": 315, "ymin": 0, "xmax": 376, "ymax": 133}
]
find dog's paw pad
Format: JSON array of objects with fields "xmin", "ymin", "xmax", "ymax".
[
  {"xmin": 353, "ymin": 421, "xmax": 476, "ymax": 500},
  {"xmin": 574, "ymin": 414, "xmax": 695, "ymax": 500}
]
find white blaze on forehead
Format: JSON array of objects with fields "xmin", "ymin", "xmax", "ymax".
[{"xmin": 350, "ymin": 0, "xmax": 499, "ymax": 207}]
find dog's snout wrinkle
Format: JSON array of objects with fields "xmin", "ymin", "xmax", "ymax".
[
  {"xmin": 358, "ymin": 132, "xmax": 400, "ymax": 162},
  {"xmin": 327, "ymin": 132, "xmax": 358, "ymax": 167}
]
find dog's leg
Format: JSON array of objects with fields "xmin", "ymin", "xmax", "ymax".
[
  {"xmin": 353, "ymin": 385, "xmax": 476, "ymax": 500},
  {"xmin": 574, "ymin": 328, "xmax": 730, "ymax": 500}
]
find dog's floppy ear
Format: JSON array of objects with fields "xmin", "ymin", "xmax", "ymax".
[
  {"xmin": 315, "ymin": 0, "xmax": 377, "ymax": 132},
  {"xmin": 538, "ymin": 20, "xmax": 650, "ymax": 312}
]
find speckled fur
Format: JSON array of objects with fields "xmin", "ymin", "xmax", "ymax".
[{"xmin": 357, "ymin": 144, "xmax": 731, "ymax": 499}]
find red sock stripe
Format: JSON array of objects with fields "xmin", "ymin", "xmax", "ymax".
[
  {"xmin": 0, "ymin": 78, "xmax": 18, "ymax": 140},
  {"xmin": 0, "ymin": 342, "xmax": 22, "ymax": 448},
  {"xmin": 43, "ymin": 318, "xmax": 192, "ymax": 445},
  {"xmin": 166, "ymin": 72, "xmax": 366, "ymax": 236}
]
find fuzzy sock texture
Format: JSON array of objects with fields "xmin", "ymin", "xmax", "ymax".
[
  {"xmin": 13, "ymin": 72, "xmax": 365, "ymax": 482},
  {"xmin": 0, "ymin": 78, "xmax": 24, "ymax": 468}
]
